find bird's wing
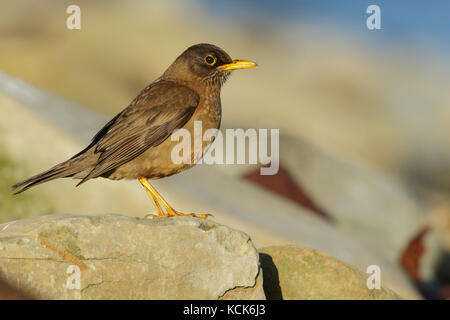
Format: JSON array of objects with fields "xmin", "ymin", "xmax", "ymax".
[{"xmin": 78, "ymin": 81, "xmax": 199, "ymax": 184}]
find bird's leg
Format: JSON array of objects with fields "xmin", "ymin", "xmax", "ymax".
[
  {"xmin": 138, "ymin": 177, "xmax": 210, "ymax": 219},
  {"xmin": 139, "ymin": 178, "xmax": 168, "ymax": 218},
  {"xmin": 145, "ymin": 192, "xmax": 167, "ymax": 219}
]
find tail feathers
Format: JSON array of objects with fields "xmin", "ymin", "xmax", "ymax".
[{"xmin": 12, "ymin": 160, "xmax": 86, "ymax": 194}]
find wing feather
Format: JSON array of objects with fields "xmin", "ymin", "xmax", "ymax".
[{"xmin": 78, "ymin": 81, "xmax": 199, "ymax": 184}]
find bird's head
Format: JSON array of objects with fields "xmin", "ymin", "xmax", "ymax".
[{"xmin": 163, "ymin": 43, "xmax": 257, "ymax": 85}]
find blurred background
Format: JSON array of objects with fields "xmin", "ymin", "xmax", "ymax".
[{"xmin": 1, "ymin": 0, "xmax": 450, "ymax": 299}]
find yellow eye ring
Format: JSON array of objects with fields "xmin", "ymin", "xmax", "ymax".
[{"xmin": 204, "ymin": 54, "xmax": 217, "ymax": 66}]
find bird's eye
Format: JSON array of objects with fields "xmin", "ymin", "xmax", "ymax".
[{"xmin": 204, "ymin": 54, "xmax": 217, "ymax": 66}]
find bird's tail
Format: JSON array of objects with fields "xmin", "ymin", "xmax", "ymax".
[{"xmin": 11, "ymin": 158, "xmax": 88, "ymax": 194}]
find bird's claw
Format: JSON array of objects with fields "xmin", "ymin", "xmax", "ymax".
[{"xmin": 144, "ymin": 211, "xmax": 212, "ymax": 219}]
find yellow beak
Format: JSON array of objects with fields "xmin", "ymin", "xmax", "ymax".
[{"xmin": 217, "ymin": 59, "xmax": 257, "ymax": 71}]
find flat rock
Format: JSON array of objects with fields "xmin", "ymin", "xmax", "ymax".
[
  {"xmin": 260, "ymin": 246, "xmax": 401, "ymax": 300},
  {"xmin": 0, "ymin": 214, "xmax": 264, "ymax": 299}
]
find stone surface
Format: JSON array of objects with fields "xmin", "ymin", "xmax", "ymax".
[
  {"xmin": 259, "ymin": 246, "xmax": 401, "ymax": 300},
  {"xmin": 0, "ymin": 214, "xmax": 264, "ymax": 299}
]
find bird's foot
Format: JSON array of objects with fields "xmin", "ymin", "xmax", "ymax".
[
  {"xmin": 145, "ymin": 210, "xmax": 212, "ymax": 219},
  {"xmin": 169, "ymin": 210, "xmax": 212, "ymax": 219},
  {"xmin": 144, "ymin": 212, "xmax": 169, "ymax": 219}
]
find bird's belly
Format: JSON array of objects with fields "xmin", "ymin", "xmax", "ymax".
[
  {"xmin": 106, "ymin": 111, "xmax": 219, "ymax": 180},
  {"xmin": 108, "ymin": 144, "xmax": 193, "ymax": 180}
]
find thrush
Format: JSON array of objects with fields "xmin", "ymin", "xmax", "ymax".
[{"xmin": 12, "ymin": 43, "xmax": 256, "ymax": 219}]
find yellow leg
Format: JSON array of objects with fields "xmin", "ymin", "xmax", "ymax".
[
  {"xmin": 138, "ymin": 177, "xmax": 210, "ymax": 219},
  {"xmin": 139, "ymin": 178, "xmax": 166, "ymax": 218}
]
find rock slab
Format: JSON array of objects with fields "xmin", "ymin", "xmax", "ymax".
[
  {"xmin": 0, "ymin": 214, "xmax": 264, "ymax": 299},
  {"xmin": 259, "ymin": 246, "xmax": 401, "ymax": 300}
]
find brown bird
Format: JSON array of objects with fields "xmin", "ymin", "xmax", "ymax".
[{"xmin": 12, "ymin": 43, "xmax": 256, "ymax": 219}]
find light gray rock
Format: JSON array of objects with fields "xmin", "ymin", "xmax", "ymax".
[{"xmin": 0, "ymin": 214, "xmax": 264, "ymax": 299}]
